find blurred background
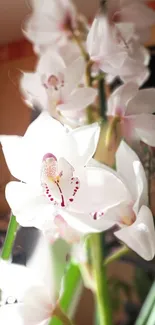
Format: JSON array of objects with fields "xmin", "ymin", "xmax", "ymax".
[{"xmin": 1, "ymin": 1, "xmax": 155, "ymax": 324}]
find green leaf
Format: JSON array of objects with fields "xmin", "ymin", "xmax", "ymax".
[
  {"xmin": 135, "ymin": 282, "xmax": 155, "ymax": 325},
  {"xmin": 50, "ymin": 263, "xmax": 81, "ymax": 325}
]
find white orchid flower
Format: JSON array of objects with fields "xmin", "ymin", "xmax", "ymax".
[
  {"xmin": 24, "ymin": 0, "xmax": 77, "ymax": 50},
  {"xmin": 107, "ymin": 82, "xmax": 155, "ymax": 146},
  {"xmin": 0, "ymin": 235, "xmax": 70, "ymax": 325},
  {"xmin": 92, "ymin": 141, "xmax": 155, "ymax": 260},
  {"xmin": 21, "ymin": 51, "xmax": 97, "ymax": 123},
  {"xmin": 1, "ymin": 112, "xmax": 127, "ymax": 240},
  {"xmin": 86, "ymin": 16, "xmax": 149, "ymax": 86},
  {"xmin": 106, "ymin": 0, "xmax": 155, "ymax": 42}
]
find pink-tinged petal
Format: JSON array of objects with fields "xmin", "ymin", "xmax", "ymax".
[
  {"xmin": 54, "ymin": 215, "xmax": 81, "ymax": 243},
  {"xmin": 5, "ymin": 181, "xmax": 56, "ymax": 231},
  {"xmin": 121, "ymin": 116, "xmax": 139, "ymax": 143},
  {"xmin": 115, "ymin": 205, "xmax": 155, "ymax": 260},
  {"xmin": 126, "ymin": 89, "xmax": 155, "ymax": 115},
  {"xmin": 120, "ymin": 3, "xmax": 155, "ymax": 31},
  {"xmin": 116, "ymin": 141, "xmax": 142, "ymax": 201},
  {"xmin": 20, "ymin": 72, "xmax": 47, "ymax": 109},
  {"xmin": 70, "ymin": 167, "xmax": 132, "ymax": 214},
  {"xmin": 37, "ymin": 50, "xmax": 65, "ymax": 76},
  {"xmin": 58, "ymin": 42, "xmax": 81, "ymax": 65},
  {"xmin": 63, "ymin": 123, "xmax": 100, "ymax": 168},
  {"xmin": 99, "ymin": 52, "xmax": 128, "ymax": 75},
  {"xmin": 135, "ymin": 129, "xmax": 155, "ymax": 147},
  {"xmin": 64, "ymin": 56, "xmax": 85, "ymax": 94},
  {"xmin": 22, "ymin": 286, "xmax": 51, "ymax": 325},
  {"xmin": 116, "ymin": 22, "xmax": 135, "ymax": 43},
  {"xmin": 58, "ymin": 87, "xmax": 97, "ymax": 112},
  {"xmin": 1, "ymin": 112, "xmax": 65, "ymax": 184},
  {"xmin": 107, "ymin": 82, "xmax": 138, "ymax": 116},
  {"xmin": 86, "ymin": 17, "xmax": 100, "ymax": 58},
  {"xmin": 119, "ymin": 58, "xmax": 150, "ymax": 87},
  {"xmin": 132, "ymin": 161, "xmax": 148, "ymax": 214},
  {"xmin": 24, "ymin": 13, "xmax": 59, "ymax": 45},
  {"xmin": 134, "ymin": 114, "xmax": 155, "ymax": 131}
]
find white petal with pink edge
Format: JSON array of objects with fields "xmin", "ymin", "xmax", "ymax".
[{"xmin": 115, "ymin": 205, "xmax": 155, "ymax": 260}]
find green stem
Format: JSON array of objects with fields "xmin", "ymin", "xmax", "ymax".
[
  {"xmin": 1, "ymin": 215, "xmax": 18, "ymax": 260},
  {"xmin": 90, "ymin": 233, "xmax": 113, "ymax": 325},
  {"xmin": 104, "ymin": 246, "xmax": 129, "ymax": 266},
  {"xmin": 72, "ymin": 32, "xmax": 89, "ymax": 62},
  {"xmin": 50, "ymin": 263, "xmax": 81, "ymax": 325},
  {"xmin": 99, "ymin": 78, "xmax": 107, "ymax": 121}
]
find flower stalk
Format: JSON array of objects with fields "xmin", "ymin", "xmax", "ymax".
[
  {"xmin": 89, "ymin": 233, "xmax": 113, "ymax": 325},
  {"xmin": 104, "ymin": 246, "xmax": 129, "ymax": 266},
  {"xmin": 98, "ymin": 77, "xmax": 107, "ymax": 121},
  {"xmin": 72, "ymin": 32, "xmax": 89, "ymax": 62},
  {"xmin": 1, "ymin": 215, "xmax": 18, "ymax": 260},
  {"xmin": 105, "ymin": 116, "xmax": 121, "ymax": 150}
]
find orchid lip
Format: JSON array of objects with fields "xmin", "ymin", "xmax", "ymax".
[{"xmin": 42, "ymin": 154, "xmax": 80, "ymax": 208}]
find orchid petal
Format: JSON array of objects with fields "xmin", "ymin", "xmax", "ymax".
[
  {"xmin": 61, "ymin": 210, "xmax": 114, "ymax": 234},
  {"xmin": 37, "ymin": 50, "xmax": 66, "ymax": 76},
  {"xmin": 86, "ymin": 17, "xmax": 100, "ymax": 57},
  {"xmin": 126, "ymin": 89, "xmax": 155, "ymax": 115},
  {"xmin": 64, "ymin": 56, "xmax": 85, "ymax": 94},
  {"xmin": 116, "ymin": 141, "xmax": 146, "ymax": 202},
  {"xmin": 1, "ymin": 112, "xmax": 65, "ymax": 184},
  {"xmin": 5, "ymin": 181, "xmax": 56, "ymax": 230},
  {"xmin": 115, "ymin": 205, "xmax": 155, "ymax": 260},
  {"xmin": 70, "ymin": 167, "xmax": 132, "ymax": 214},
  {"xmin": 20, "ymin": 72, "xmax": 47, "ymax": 108},
  {"xmin": 53, "ymin": 215, "xmax": 81, "ymax": 243},
  {"xmin": 24, "ymin": 13, "xmax": 59, "ymax": 45},
  {"xmin": 27, "ymin": 234, "xmax": 54, "ymax": 296},
  {"xmin": 58, "ymin": 87, "xmax": 97, "ymax": 112},
  {"xmin": 107, "ymin": 82, "xmax": 138, "ymax": 116},
  {"xmin": 132, "ymin": 160, "xmax": 148, "ymax": 214},
  {"xmin": 120, "ymin": 58, "xmax": 150, "ymax": 87},
  {"xmin": 22, "ymin": 286, "xmax": 51, "ymax": 325},
  {"xmin": 63, "ymin": 123, "xmax": 100, "ymax": 168},
  {"xmin": 135, "ymin": 129, "xmax": 155, "ymax": 147},
  {"xmin": 0, "ymin": 135, "xmax": 26, "ymax": 183},
  {"xmin": 134, "ymin": 114, "xmax": 155, "ymax": 131},
  {"xmin": 120, "ymin": 2, "xmax": 155, "ymax": 31},
  {"xmin": 0, "ymin": 305, "xmax": 24, "ymax": 325},
  {"xmin": 0, "ymin": 262, "xmax": 40, "ymax": 301}
]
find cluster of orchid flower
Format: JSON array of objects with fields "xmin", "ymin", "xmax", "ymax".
[{"xmin": 1, "ymin": 0, "xmax": 155, "ymax": 324}]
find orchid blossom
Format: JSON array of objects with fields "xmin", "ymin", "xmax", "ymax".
[
  {"xmin": 24, "ymin": 0, "xmax": 77, "ymax": 51},
  {"xmin": 1, "ymin": 112, "xmax": 143, "ymax": 242},
  {"xmin": 107, "ymin": 82, "xmax": 155, "ymax": 145},
  {"xmin": 92, "ymin": 141, "xmax": 155, "ymax": 260},
  {"xmin": 106, "ymin": 0, "xmax": 155, "ymax": 42},
  {"xmin": 86, "ymin": 16, "xmax": 149, "ymax": 86},
  {"xmin": 21, "ymin": 51, "xmax": 97, "ymax": 123},
  {"xmin": 0, "ymin": 235, "xmax": 69, "ymax": 325}
]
